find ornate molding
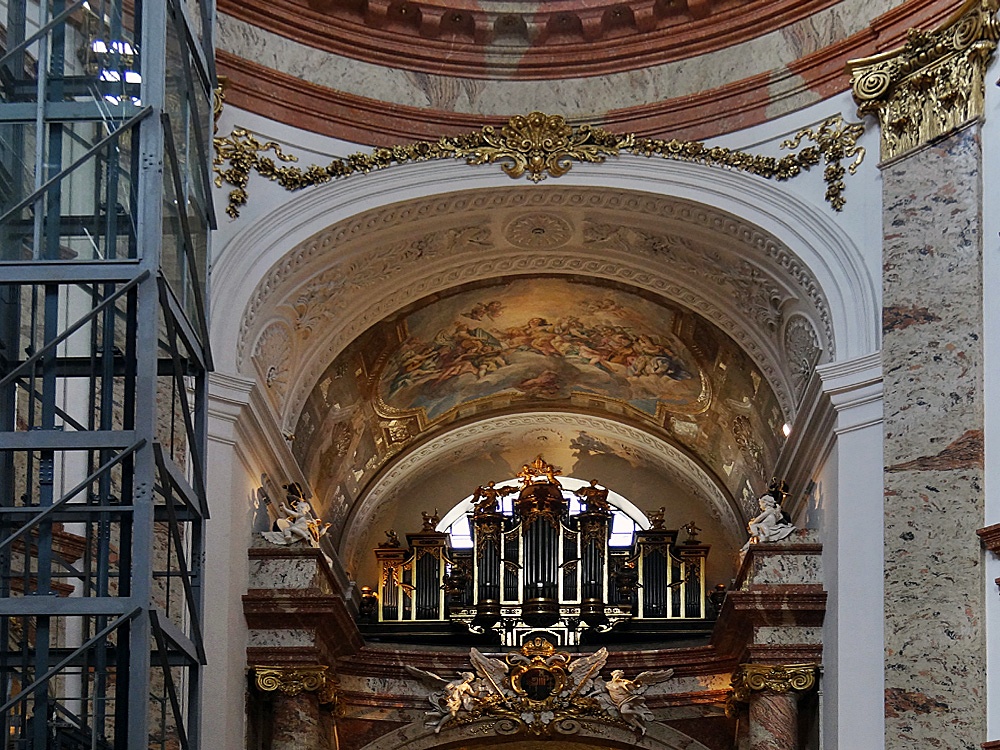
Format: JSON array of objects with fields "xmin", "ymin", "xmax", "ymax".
[
  {"xmin": 213, "ymin": 113, "xmax": 863, "ymax": 218},
  {"xmin": 252, "ymin": 665, "xmax": 339, "ymax": 704},
  {"xmin": 977, "ymin": 522, "xmax": 1000, "ymax": 554},
  {"xmin": 849, "ymin": 0, "xmax": 1000, "ymax": 161},
  {"xmin": 234, "ymin": 188, "xmax": 837, "ymax": 434},
  {"xmin": 729, "ymin": 663, "xmax": 818, "ymax": 703}
]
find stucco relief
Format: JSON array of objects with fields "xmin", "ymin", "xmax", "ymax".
[
  {"xmin": 583, "ymin": 222, "xmax": 791, "ymax": 335},
  {"xmin": 237, "ymin": 189, "xmax": 833, "ymax": 384},
  {"xmin": 782, "ymin": 314, "xmax": 822, "ymax": 402},
  {"xmin": 251, "ymin": 320, "xmax": 294, "ymax": 410}
]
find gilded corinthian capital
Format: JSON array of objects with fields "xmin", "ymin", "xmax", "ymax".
[
  {"xmin": 848, "ymin": 0, "xmax": 999, "ymax": 160},
  {"xmin": 730, "ymin": 663, "xmax": 818, "ymax": 703}
]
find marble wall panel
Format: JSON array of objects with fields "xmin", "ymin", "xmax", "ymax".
[
  {"xmin": 753, "ymin": 626, "xmax": 822, "ymax": 646},
  {"xmin": 247, "ymin": 628, "xmax": 316, "ymax": 648},
  {"xmin": 881, "ymin": 126, "xmax": 986, "ymax": 749},
  {"xmin": 249, "ymin": 553, "xmax": 335, "ymax": 593}
]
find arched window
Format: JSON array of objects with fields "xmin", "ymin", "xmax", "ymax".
[{"xmin": 437, "ymin": 476, "xmax": 650, "ymax": 549}]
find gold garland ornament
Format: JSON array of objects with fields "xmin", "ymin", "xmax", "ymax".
[{"xmin": 213, "ymin": 112, "xmax": 864, "ymax": 219}]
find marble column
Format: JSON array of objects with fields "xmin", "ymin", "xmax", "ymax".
[
  {"xmin": 254, "ymin": 665, "xmax": 338, "ymax": 750},
  {"xmin": 849, "ymin": 3, "xmax": 998, "ymax": 748},
  {"xmin": 730, "ymin": 664, "xmax": 817, "ymax": 750}
]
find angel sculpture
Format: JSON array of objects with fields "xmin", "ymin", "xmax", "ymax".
[
  {"xmin": 405, "ymin": 648, "xmax": 508, "ymax": 733},
  {"xmin": 260, "ymin": 491, "xmax": 330, "ymax": 547},
  {"xmin": 597, "ymin": 668, "xmax": 674, "ymax": 734},
  {"xmin": 405, "ymin": 667, "xmax": 479, "ymax": 733}
]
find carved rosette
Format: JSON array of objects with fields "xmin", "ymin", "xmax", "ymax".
[
  {"xmin": 253, "ymin": 665, "xmax": 338, "ymax": 705},
  {"xmin": 730, "ymin": 663, "xmax": 818, "ymax": 704},
  {"xmin": 252, "ymin": 321, "xmax": 293, "ymax": 408},
  {"xmin": 849, "ymin": 0, "xmax": 1000, "ymax": 161},
  {"xmin": 783, "ymin": 315, "xmax": 821, "ymax": 401}
]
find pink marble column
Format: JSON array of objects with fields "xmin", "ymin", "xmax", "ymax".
[
  {"xmin": 848, "ymin": 6, "xmax": 996, "ymax": 747},
  {"xmin": 747, "ymin": 690, "xmax": 799, "ymax": 750},
  {"xmin": 731, "ymin": 664, "xmax": 816, "ymax": 750},
  {"xmin": 271, "ymin": 689, "xmax": 327, "ymax": 750},
  {"xmin": 253, "ymin": 666, "xmax": 337, "ymax": 750}
]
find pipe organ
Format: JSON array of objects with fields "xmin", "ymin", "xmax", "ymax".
[{"xmin": 373, "ymin": 458, "xmax": 710, "ymax": 646}]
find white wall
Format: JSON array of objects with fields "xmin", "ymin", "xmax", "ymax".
[
  {"xmin": 816, "ymin": 354, "xmax": 884, "ymax": 749},
  {"xmin": 981, "ymin": 54, "xmax": 1000, "ymax": 743}
]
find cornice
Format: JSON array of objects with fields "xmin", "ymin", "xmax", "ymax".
[
  {"xmin": 978, "ymin": 523, "xmax": 1000, "ymax": 555},
  {"xmin": 216, "ymin": 0, "xmax": 956, "ymax": 144},
  {"xmin": 217, "ymin": 0, "xmax": 840, "ymax": 81}
]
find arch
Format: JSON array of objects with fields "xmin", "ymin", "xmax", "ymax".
[
  {"xmin": 355, "ymin": 717, "xmax": 717, "ymax": 750},
  {"xmin": 339, "ymin": 410, "xmax": 742, "ymax": 579},
  {"xmin": 212, "ymin": 154, "xmax": 879, "ymax": 381}
]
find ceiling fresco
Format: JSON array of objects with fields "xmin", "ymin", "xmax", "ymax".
[
  {"xmin": 377, "ymin": 279, "xmax": 707, "ymax": 421},
  {"xmin": 291, "ymin": 275, "xmax": 784, "ymax": 550}
]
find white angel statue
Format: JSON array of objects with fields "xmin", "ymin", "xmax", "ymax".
[
  {"xmin": 406, "ymin": 649, "xmax": 508, "ymax": 733},
  {"xmin": 597, "ymin": 668, "xmax": 674, "ymax": 734}
]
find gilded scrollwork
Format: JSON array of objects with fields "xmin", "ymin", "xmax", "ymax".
[
  {"xmin": 253, "ymin": 665, "xmax": 338, "ymax": 704},
  {"xmin": 730, "ymin": 663, "xmax": 818, "ymax": 703},
  {"xmin": 405, "ymin": 638, "xmax": 674, "ymax": 736},
  {"xmin": 213, "ymin": 113, "xmax": 864, "ymax": 218},
  {"xmin": 849, "ymin": 0, "xmax": 999, "ymax": 160}
]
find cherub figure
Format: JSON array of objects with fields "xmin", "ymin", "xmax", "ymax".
[
  {"xmin": 575, "ymin": 479, "xmax": 611, "ymax": 513},
  {"xmin": 421, "ymin": 508, "xmax": 440, "ymax": 531},
  {"xmin": 681, "ymin": 520, "xmax": 702, "ymax": 542},
  {"xmin": 472, "ymin": 481, "xmax": 516, "ymax": 516},
  {"xmin": 260, "ymin": 485, "xmax": 330, "ymax": 547},
  {"xmin": 740, "ymin": 491, "xmax": 796, "ymax": 552},
  {"xmin": 647, "ymin": 506, "xmax": 666, "ymax": 530},
  {"xmin": 405, "ymin": 667, "xmax": 480, "ymax": 732},
  {"xmin": 380, "ymin": 529, "xmax": 401, "ymax": 548}
]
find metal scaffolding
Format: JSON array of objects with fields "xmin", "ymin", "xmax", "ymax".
[{"xmin": 0, "ymin": 0, "xmax": 215, "ymax": 745}]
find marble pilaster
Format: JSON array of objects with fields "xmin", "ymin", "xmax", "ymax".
[
  {"xmin": 879, "ymin": 123, "xmax": 987, "ymax": 750},
  {"xmin": 257, "ymin": 666, "xmax": 336, "ymax": 750},
  {"xmin": 747, "ymin": 691, "xmax": 798, "ymax": 750},
  {"xmin": 849, "ymin": 4, "xmax": 996, "ymax": 746}
]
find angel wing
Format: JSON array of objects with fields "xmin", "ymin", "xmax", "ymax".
[
  {"xmin": 633, "ymin": 668, "xmax": 674, "ymax": 691},
  {"xmin": 404, "ymin": 665, "xmax": 449, "ymax": 690},
  {"xmin": 469, "ymin": 648, "xmax": 508, "ymax": 694},
  {"xmin": 567, "ymin": 648, "xmax": 608, "ymax": 695}
]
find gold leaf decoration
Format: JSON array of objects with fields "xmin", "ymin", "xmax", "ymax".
[
  {"xmin": 730, "ymin": 663, "xmax": 818, "ymax": 703},
  {"xmin": 213, "ymin": 113, "xmax": 865, "ymax": 219},
  {"xmin": 848, "ymin": 0, "xmax": 999, "ymax": 160}
]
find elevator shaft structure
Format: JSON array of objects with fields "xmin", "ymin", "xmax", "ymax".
[{"xmin": 0, "ymin": 0, "xmax": 215, "ymax": 745}]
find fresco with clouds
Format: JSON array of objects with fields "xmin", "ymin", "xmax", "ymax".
[{"xmin": 379, "ymin": 278, "xmax": 707, "ymax": 420}]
